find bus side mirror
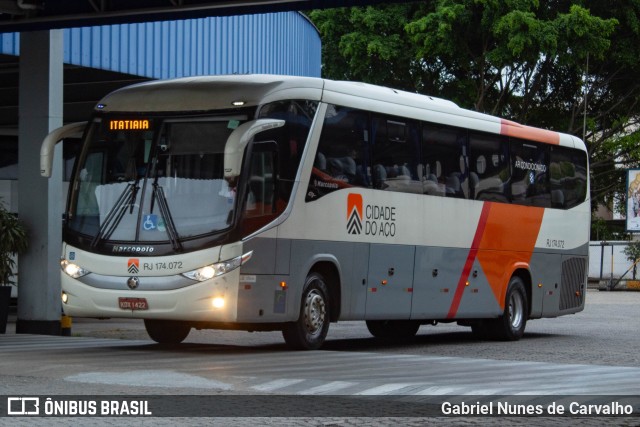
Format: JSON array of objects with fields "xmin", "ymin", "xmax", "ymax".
[
  {"xmin": 40, "ymin": 122, "xmax": 87, "ymax": 177},
  {"xmin": 224, "ymin": 119, "xmax": 284, "ymax": 180}
]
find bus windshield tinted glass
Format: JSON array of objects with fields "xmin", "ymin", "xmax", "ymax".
[{"xmin": 67, "ymin": 116, "xmax": 240, "ymax": 243}]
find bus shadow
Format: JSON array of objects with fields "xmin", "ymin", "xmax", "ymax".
[
  {"xmin": 112, "ymin": 330, "xmax": 564, "ymax": 356},
  {"xmin": 321, "ymin": 330, "xmax": 563, "ymax": 352}
]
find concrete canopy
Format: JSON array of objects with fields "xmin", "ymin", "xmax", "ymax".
[
  {"xmin": 0, "ymin": 8, "xmax": 320, "ymax": 335},
  {"xmin": 0, "ymin": 12, "xmax": 321, "ymax": 131}
]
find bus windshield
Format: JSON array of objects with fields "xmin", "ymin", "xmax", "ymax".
[{"xmin": 67, "ymin": 115, "xmax": 246, "ymax": 244}]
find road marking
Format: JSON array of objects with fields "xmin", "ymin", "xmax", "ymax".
[
  {"xmin": 354, "ymin": 383, "xmax": 415, "ymax": 395},
  {"xmin": 252, "ymin": 378, "xmax": 305, "ymax": 392},
  {"xmin": 2, "ymin": 335, "xmax": 640, "ymax": 396},
  {"xmin": 298, "ymin": 381, "xmax": 357, "ymax": 395},
  {"xmin": 65, "ymin": 370, "xmax": 233, "ymax": 390}
]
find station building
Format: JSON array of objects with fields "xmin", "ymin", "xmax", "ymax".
[
  {"xmin": 0, "ymin": 11, "xmax": 320, "ymax": 329},
  {"xmin": 0, "ymin": 11, "xmax": 321, "ymax": 213}
]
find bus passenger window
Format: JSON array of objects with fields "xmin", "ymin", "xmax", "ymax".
[
  {"xmin": 372, "ymin": 115, "xmax": 422, "ymax": 194},
  {"xmin": 550, "ymin": 146, "xmax": 588, "ymax": 209},
  {"xmin": 259, "ymin": 100, "xmax": 317, "ymax": 204},
  {"xmin": 469, "ymin": 133, "xmax": 510, "ymax": 203},
  {"xmin": 422, "ymin": 124, "xmax": 468, "ymax": 198},
  {"xmin": 510, "ymin": 139, "xmax": 550, "ymax": 208},
  {"xmin": 306, "ymin": 105, "xmax": 369, "ymax": 202}
]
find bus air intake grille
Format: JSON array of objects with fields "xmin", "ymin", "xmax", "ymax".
[{"xmin": 560, "ymin": 257, "xmax": 586, "ymax": 310}]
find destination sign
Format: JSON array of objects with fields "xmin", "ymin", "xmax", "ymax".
[{"xmin": 109, "ymin": 119, "xmax": 150, "ymax": 130}]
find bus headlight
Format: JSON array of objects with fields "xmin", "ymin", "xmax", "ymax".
[
  {"xmin": 182, "ymin": 251, "xmax": 252, "ymax": 282},
  {"xmin": 60, "ymin": 259, "xmax": 90, "ymax": 278}
]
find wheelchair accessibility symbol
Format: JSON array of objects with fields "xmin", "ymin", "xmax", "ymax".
[{"xmin": 142, "ymin": 214, "xmax": 158, "ymax": 231}]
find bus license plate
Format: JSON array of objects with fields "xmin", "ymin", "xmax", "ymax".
[{"xmin": 118, "ymin": 297, "xmax": 148, "ymax": 310}]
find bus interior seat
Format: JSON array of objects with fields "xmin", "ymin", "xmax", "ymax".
[
  {"xmin": 551, "ymin": 189, "xmax": 565, "ymax": 208},
  {"xmin": 469, "ymin": 172, "xmax": 479, "ymax": 199},
  {"xmin": 328, "ymin": 156, "xmax": 356, "ymax": 182},
  {"xmin": 373, "ymin": 164, "xmax": 386, "ymax": 188},
  {"xmin": 314, "ymin": 152, "xmax": 326, "ymax": 171},
  {"xmin": 446, "ymin": 173, "xmax": 464, "ymax": 198}
]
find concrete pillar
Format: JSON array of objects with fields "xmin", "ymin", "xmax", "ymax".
[{"xmin": 16, "ymin": 30, "xmax": 64, "ymax": 335}]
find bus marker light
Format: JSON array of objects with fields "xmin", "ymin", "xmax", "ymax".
[
  {"xmin": 465, "ymin": 281, "xmax": 470, "ymax": 286},
  {"xmin": 280, "ymin": 281, "xmax": 287, "ymax": 289},
  {"xmin": 538, "ymin": 283, "xmax": 543, "ymax": 288},
  {"xmin": 212, "ymin": 297, "xmax": 225, "ymax": 308},
  {"xmin": 381, "ymin": 280, "xmax": 388, "ymax": 285},
  {"xmin": 61, "ymin": 292, "xmax": 68, "ymax": 304}
]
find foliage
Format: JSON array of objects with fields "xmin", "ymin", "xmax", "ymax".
[
  {"xmin": 310, "ymin": 1, "xmax": 640, "ymax": 213},
  {"xmin": 623, "ymin": 240, "xmax": 640, "ymax": 262},
  {"xmin": 310, "ymin": 4, "xmax": 427, "ymax": 91},
  {"xmin": 590, "ymin": 216, "xmax": 627, "ymax": 241},
  {"xmin": 0, "ymin": 201, "xmax": 28, "ymax": 285}
]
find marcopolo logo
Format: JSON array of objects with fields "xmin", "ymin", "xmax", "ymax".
[{"xmin": 347, "ymin": 193, "xmax": 397, "ymax": 237}]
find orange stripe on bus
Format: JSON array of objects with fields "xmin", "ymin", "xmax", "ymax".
[
  {"xmin": 447, "ymin": 202, "xmax": 491, "ymax": 319},
  {"xmin": 477, "ymin": 204, "xmax": 545, "ymax": 309},
  {"xmin": 501, "ymin": 119, "xmax": 560, "ymax": 145},
  {"xmin": 446, "ymin": 203, "xmax": 545, "ymax": 318}
]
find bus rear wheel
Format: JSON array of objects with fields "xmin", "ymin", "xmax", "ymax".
[
  {"xmin": 485, "ymin": 276, "xmax": 528, "ymax": 341},
  {"xmin": 366, "ymin": 320, "xmax": 420, "ymax": 340},
  {"xmin": 144, "ymin": 319, "xmax": 191, "ymax": 344},
  {"xmin": 282, "ymin": 272, "xmax": 330, "ymax": 350}
]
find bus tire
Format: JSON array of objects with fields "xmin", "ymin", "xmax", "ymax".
[
  {"xmin": 282, "ymin": 272, "xmax": 330, "ymax": 350},
  {"xmin": 486, "ymin": 276, "xmax": 528, "ymax": 341},
  {"xmin": 366, "ymin": 320, "xmax": 420, "ymax": 340},
  {"xmin": 144, "ymin": 319, "xmax": 191, "ymax": 344}
]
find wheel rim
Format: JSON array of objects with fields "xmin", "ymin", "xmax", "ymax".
[
  {"xmin": 508, "ymin": 290, "xmax": 524, "ymax": 330},
  {"xmin": 303, "ymin": 288, "xmax": 326, "ymax": 337}
]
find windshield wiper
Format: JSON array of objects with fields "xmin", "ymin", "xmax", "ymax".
[
  {"xmin": 152, "ymin": 182, "xmax": 182, "ymax": 252},
  {"xmin": 91, "ymin": 181, "xmax": 139, "ymax": 247}
]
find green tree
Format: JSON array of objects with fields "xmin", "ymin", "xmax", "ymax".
[
  {"xmin": 580, "ymin": 1, "xmax": 640, "ymax": 214},
  {"xmin": 0, "ymin": 202, "xmax": 28, "ymax": 285},
  {"xmin": 310, "ymin": 1, "xmax": 640, "ymax": 214},
  {"xmin": 310, "ymin": 4, "xmax": 427, "ymax": 91}
]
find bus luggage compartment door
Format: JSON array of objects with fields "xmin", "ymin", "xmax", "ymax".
[{"xmin": 365, "ymin": 244, "xmax": 415, "ymax": 319}]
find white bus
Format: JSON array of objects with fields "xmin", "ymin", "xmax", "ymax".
[{"xmin": 41, "ymin": 75, "xmax": 589, "ymax": 349}]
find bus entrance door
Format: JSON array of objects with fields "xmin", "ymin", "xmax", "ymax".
[{"xmin": 365, "ymin": 244, "xmax": 415, "ymax": 319}]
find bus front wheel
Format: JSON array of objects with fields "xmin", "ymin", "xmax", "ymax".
[
  {"xmin": 282, "ymin": 272, "xmax": 330, "ymax": 350},
  {"xmin": 485, "ymin": 276, "xmax": 528, "ymax": 341},
  {"xmin": 144, "ymin": 319, "xmax": 191, "ymax": 344}
]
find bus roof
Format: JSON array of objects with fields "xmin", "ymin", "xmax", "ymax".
[
  {"xmin": 96, "ymin": 74, "xmax": 324, "ymax": 113},
  {"xmin": 95, "ymin": 74, "xmax": 582, "ymax": 148}
]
